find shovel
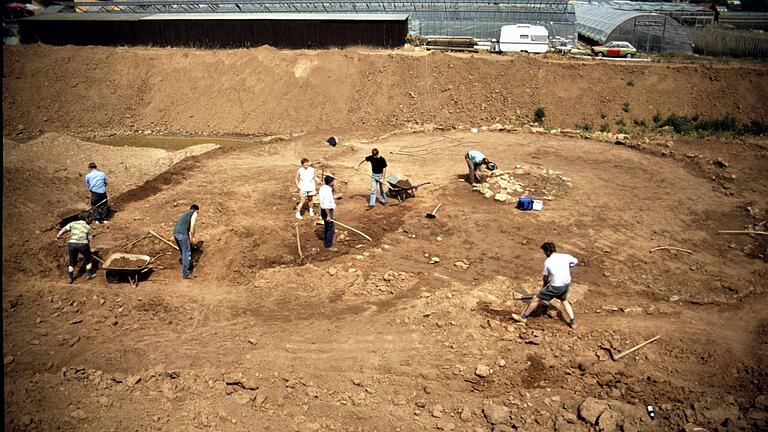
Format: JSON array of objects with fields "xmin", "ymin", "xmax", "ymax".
[{"xmin": 426, "ymin": 203, "xmax": 442, "ymax": 219}]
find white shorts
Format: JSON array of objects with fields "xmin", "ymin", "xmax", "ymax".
[{"xmin": 300, "ymin": 190, "xmax": 316, "ymax": 197}]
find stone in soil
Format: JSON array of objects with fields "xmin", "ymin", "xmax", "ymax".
[{"xmin": 483, "ymin": 403, "xmax": 511, "ymax": 425}]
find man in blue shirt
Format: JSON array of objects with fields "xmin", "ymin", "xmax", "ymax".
[
  {"xmin": 464, "ymin": 150, "xmax": 497, "ymax": 184},
  {"xmin": 173, "ymin": 204, "xmax": 199, "ymax": 279},
  {"xmin": 84, "ymin": 162, "xmax": 109, "ymax": 223}
]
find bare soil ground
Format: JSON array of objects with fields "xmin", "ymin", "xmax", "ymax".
[{"xmin": 3, "ymin": 46, "xmax": 768, "ymax": 432}]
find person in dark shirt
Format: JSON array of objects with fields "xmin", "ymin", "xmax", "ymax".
[
  {"xmin": 173, "ymin": 204, "xmax": 199, "ymax": 279},
  {"xmin": 355, "ymin": 148, "xmax": 388, "ymax": 209}
]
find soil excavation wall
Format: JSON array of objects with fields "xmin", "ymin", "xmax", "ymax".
[{"xmin": 3, "ymin": 45, "xmax": 768, "ymax": 137}]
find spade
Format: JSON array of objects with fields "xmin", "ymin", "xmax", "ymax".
[{"xmin": 426, "ymin": 203, "xmax": 442, "ymax": 219}]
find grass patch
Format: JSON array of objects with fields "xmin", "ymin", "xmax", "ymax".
[
  {"xmin": 600, "ymin": 122, "xmax": 611, "ymax": 133},
  {"xmin": 655, "ymin": 113, "xmax": 768, "ymax": 136},
  {"xmin": 615, "ymin": 118, "xmax": 626, "ymax": 127},
  {"xmin": 633, "ymin": 118, "xmax": 648, "ymax": 128},
  {"xmin": 622, "ymin": 102, "xmax": 631, "ymax": 113},
  {"xmin": 576, "ymin": 120, "xmax": 594, "ymax": 132},
  {"xmin": 534, "ymin": 106, "xmax": 546, "ymax": 124}
]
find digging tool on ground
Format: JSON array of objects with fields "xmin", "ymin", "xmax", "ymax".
[
  {"xmin": 513, "ymin": 292, "xmax": 535, "ymax": 300},
  {"xmin": 717, "ymin": 230, "xmax": 768, "ymax": 236},
  {"xmin": 608, "ymin": 335, "xmax": 661, "ymax": 361},
  {"xmin": 295, "ymin": 223, "xmax": 303, "ymax": 260},
  {"xmin": 426, "ymin": 203, "xmax": 442, "ymax": 219},
  {"xmin": 333, "ymin": 220, "xmax": 372, "ymax": 242},
  {"xmin": 149, "ymin": 229, "xmax": 180, "ymax": 251}
]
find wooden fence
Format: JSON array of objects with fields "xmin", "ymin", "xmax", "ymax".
[{"xmin": 689, "ymin": 27, "xmax": 768, "ymax": 58}]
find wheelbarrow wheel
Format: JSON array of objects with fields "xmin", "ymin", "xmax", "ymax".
[{"xmin": 105, "ymin": 270, "xmax": 120, "ymax": 283}]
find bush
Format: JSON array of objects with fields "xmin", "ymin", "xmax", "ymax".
[
  {"xmin": 695, "ymin": 115, "xmax": 737, "ymax": 133},
  {"xmin": 633, "ymin": 118, "xmax": 648, "ymax": 128},
  {"xmin": 655, "ymin": 113, "xmax": 767, "ymax": 136},
  {"xmin": 599, "ymin": 111, "xmax": 607, "ymax": 119},
  {"xmin": 600, "ymin": 122, "xmax": 611, "ymax": 133},
  {"xmin": 658, "ymin": 114, "xmax": 694, "ymax": 134},
  {"xmin": 652, "ymin": 111, "xmax": 662, "ymax": 124},
  {"xmin": 627, "ymin": 79, "xmax": 635, "ymax": 87},
  {"xmin": 615, "ymin": 118, "xmax": 626, "ymax": 127},
  {"xmin": 618, "ymin": 127, "xmax": 631, "ymax": 135},
  {"xmin": 576, "ymin": 120, "xmax": 594, "ymax": 132},
  {"xmin": 622, "ymin": 102, "xmax": 631, "ymax": 113},
  {"xmin": 534, "ymin": 106, "xmax": 546, "ymax": 124},
  {"xmin": 742, "ymin": 119, "xmax": 768, "ymax": 136}
]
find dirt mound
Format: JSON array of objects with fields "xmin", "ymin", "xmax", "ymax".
[{"xmin": 4, "ymin": 45, "xmax": 768, "ymax": 137}]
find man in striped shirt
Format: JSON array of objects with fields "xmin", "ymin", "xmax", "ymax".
[{"xmin": 56, "ymin": 212, "xmax": 96, "ymax": 283}]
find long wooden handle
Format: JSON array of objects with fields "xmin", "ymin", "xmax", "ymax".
[
  {"xmin": 717, "ymin": 230, "xmax": 768, "ymax": 236},
  {"xmin": 333, "ymin": 220, "xmax": 372, "ymax": 242},
  {"xmin": 613, "ymin": 335, "xmax": 661, "ymax": 360},
  {"xmin": 88, "ymin": 198, "xmax": 108, "ymax": 212},
  {"xmin": 295, "ymin": 224, "xmax": 303, "ymax": 260},
  {"xmin": 431, "ymin": 203, "xmax": 442, "ymax": 214},
  {"xmin": 149, "ymin": 230, "xmax": 180, "ymax": 251}
]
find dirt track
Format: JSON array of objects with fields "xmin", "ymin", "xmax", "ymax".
[{"xmin": 3, "ymin": 45, "xmax": 768, "ymax": 432}]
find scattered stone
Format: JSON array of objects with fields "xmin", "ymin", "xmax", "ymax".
[
  {"xmin": 597, "ymin": 409, "xmax": 621, "ymax": 432},
  {"xmin": 579, "ymin": 397, "xmax": 610, "ymax": 425},
  {"xmin": 69, "ymin": 318, "xmax": 83, "ymax": 325},
  {"xmin": 430, "ymin": 256, "xmax": 441, "ymax": 264},
  {"xmin": 475, "ymin": 364, "xmax": 491, "ymax": 378},
  {"xmin": 494, "ymin": 193, "xmax": 509, "ymax": 202},
  {"xmin": 432, "ymin": 405, "xmax": 444, "ymax": 418},
  {"xmin": 682, "ymin": 423, "xmax": 707, "ymax": 432},
  {"xmin": 4, "ymin": 355, "xmax": 14, "ymax": 365},
  {"xmin": 69, "ymin": 409, "xmax": 87, "ymax": 420},
  {"xmin": 232, "ymin": 391, "xmax": 255, "ymax": 405},
  {"xmin": 713, "ymin": 158, "xmax": 728, "ymax": 168},
  {"xmin": 69, "ymin": 336, "xmax": 81, "ymax": 347},
  {"xmin": 436, "ymin": 419, "xmax": 455, "ymax": 431},
  {"xmin": 248, "ymin": 338, "xmax": 257, "ymax": 345},
  {"xmin": 454, "ymin": 261, "xmax": 469, "ymax": 270},
  {"xmin": 460, "ymin": 407, "xmax": 472, "ymax": 422},
  {"xmin": 483, "ymin": 403, "xmax": 511, "ymax": 425},
  {"xmin": 496, "ymin": 358, "xmax": 506, "ymax": 367},
  {"xmin": 416, "ymin": 400, "xmax": 428, "ymax": 408},
  {"xmin": 328, "ymin": 267, "xmax": 337, "ymax": 276},
  {"xmin": 126, "ymin": 375, "xmax": 142, "ymax": 387}
]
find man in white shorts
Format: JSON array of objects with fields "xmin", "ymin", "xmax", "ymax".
[
  {"xmin": 512, "ymin": 242, "xmax": 579, "ymax": 329},
  {"xmin": 295, "ymin": 158, "xmax": 316, "ymax": 220}
]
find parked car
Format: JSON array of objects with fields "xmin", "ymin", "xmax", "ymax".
[{"xmin": 592, "ymin": 41, "xmax": 637, "ymax": 58}]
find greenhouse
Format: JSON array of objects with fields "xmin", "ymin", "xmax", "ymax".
[
  {"xmin": 43, "ymin": 0, "xmax": 579, "ymax": 42},
  {"xmin": 574, "ymin": 3, "xmax": 694, "ymax": 53}
]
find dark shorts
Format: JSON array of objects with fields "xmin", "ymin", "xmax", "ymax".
[
  {"xmin": 537, "ymin": 282, "xmax": 570, "ymax": 301},
  {"xmin": 68, "ymin": 242, "xmax": 91, "ymax": 267}
]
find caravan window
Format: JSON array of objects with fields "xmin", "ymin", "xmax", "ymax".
[
  {"xmin": 531, "ymin": 35, "xmax": 548, "ymax": 42},
  {"xmin": 520, "ymin": 35, "xmax": 529, "ymax": 39}
]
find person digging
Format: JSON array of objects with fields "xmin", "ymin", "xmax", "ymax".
[
  {"xmin": 318, "ymin": 175, "xmax": 337, "ymax": 251},
  {"xmin": 173, "ymin": 203, "xmax": 199, "ymax": 280},
  {"xmin": 464, "ymin": 150, "xmax": 497, "ymax": 184},
  {"xmin": 512, "ymin": 242, "xmax": 578, "ymax": 329},
  {"xmin": 55, "ymin": 212, "xmax": 97, "ymax": 284}
]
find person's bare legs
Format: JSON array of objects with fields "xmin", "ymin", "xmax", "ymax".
[
  {"xmin": 295, "ymin": 196, "xmax": 307, "ymax": 214},
  {"xmin": 562, "ymin": 300, "xmax": 576, "ymax": 328},
  {"xmin": 522, "ymin": 296, "xmax": 541, "ymax": 317},
  {"xmin": 512, "ymin": 296, "xmax": 542, "ymax": 322}
]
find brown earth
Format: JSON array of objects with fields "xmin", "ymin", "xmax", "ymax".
[
  {"xmin": 3, "ymin": 45, "xmax": 768, "ymax": 432},
  {"xmin": 3, "ymin": 45, "xmax": 768, "ymax": 138}
]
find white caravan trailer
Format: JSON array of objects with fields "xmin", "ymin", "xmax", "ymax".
[{"xmin": 497, "ymin": 24, "xmax": 549, "ymax": 53}]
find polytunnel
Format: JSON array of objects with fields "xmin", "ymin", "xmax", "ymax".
[{"xmin": 574, "ymin": 3, "xmax": 693, "ymax": 54}]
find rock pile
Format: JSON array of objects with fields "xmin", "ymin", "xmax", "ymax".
[{"xmin": 472, "ymin": 166, "xmax": 572, "ymax": 203}]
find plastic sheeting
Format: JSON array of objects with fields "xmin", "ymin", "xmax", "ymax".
[{"xmin": 575, "ymin": 3, "xmax": 693, "ymax": 53}]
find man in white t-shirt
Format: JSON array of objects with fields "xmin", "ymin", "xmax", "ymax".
[
  {"xmin": 512, "ymin": 242, "xmax": 578, "ymax": 329},
  {"xmin": 318, "ymin": 175, "xmax": 337, "ymax": 251},
  {"xmin": 294, "ymin": 158, "xmax": 316, "ymax": 220}
]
